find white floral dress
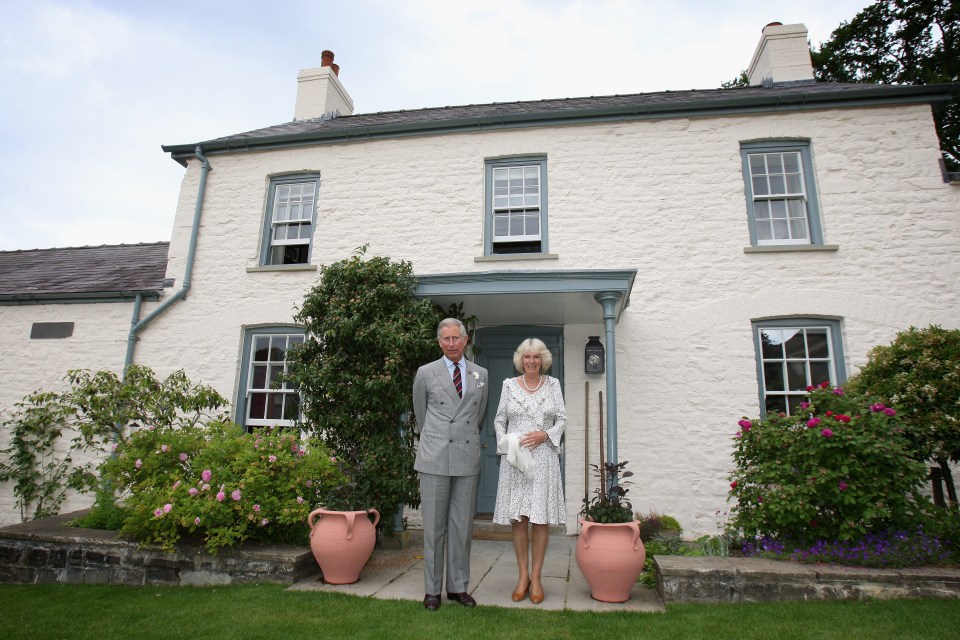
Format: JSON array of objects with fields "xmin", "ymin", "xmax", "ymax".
[{"xmin": 492, "ymin": 376, "xmax": 566, "ymax": 525}]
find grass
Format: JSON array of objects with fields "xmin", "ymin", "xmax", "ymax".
[{"xmin": 2, "ymin": 584, "xmax": 958, "ymax": 640}]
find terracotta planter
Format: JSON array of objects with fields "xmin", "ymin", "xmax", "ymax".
[
  {"xmin": 575, "ymin": 518, "xmax": 646, "ymax": 602},
  {"xmin": 308, "ymin": 507, "xmax": 380, "ymax": 584}
]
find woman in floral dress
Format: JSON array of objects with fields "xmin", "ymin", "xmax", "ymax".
[{"xmin": 492, "ymin": 338, "xmax": 566, "ymax": 605}]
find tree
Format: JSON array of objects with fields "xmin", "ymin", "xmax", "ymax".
[
  {"xmin": 287, "ymin": 248, "xmax": 441, "ymax": 533},
  {"xmin": 846, "ymin": 325, "xmax": 960, "ymax": 509},
  {"xmin": 811, "ymin": 0, "xmax": 959, "ymax": 170}
]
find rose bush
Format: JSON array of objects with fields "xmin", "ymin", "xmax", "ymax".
[
  {"xmin": 728, "ymin": 383, "xmax": 932, "ymax": 545},
  {"xmin": 101, "ymin": 421, "xmax": 344, "ymax": 552}
]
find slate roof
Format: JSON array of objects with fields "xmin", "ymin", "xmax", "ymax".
[
  {"xmin": 0, "ymin": 242, "xmax": 169, "ymax": 302},
  {"xmin": 162, "ymin": 81, "xmax": 959, "ymax": 164}
]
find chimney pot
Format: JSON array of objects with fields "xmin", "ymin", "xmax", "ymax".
[
  {"xmin": 321, "ymin": 50, "xmax": 335, "ymax": 67},
  {"xmin": 331, "ymin": 63, "xmax": 340, "ymax": 77}
]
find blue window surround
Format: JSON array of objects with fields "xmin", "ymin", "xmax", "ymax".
[
  {"xmin": 740, "ymin": 141, "xmax": 824, "ymax": 247},
  {"xmin": 259, "ymin": 174, "xmax": 321, "ymax": 266},
  {"xmin": 751, "ymin": 317, "xmax": 847, "ymax": 415},
  {"xmin": 235, "ymin": 325, "xmax": 305, "ymax": 431},
  {"xmin": 484, "ymin": 156, "xmax": 548, "ymax": 256}
]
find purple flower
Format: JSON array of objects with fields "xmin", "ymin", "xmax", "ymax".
[
  {"xmin": 738, "ymin": 419, "xmax": 752, "ymax": 429},
  {"xmin": 832, "ymin": 388, "xmax": 844, "ymax": 396},
  {"xmin": 305, "ymin": 480, "xmax": 313, "ymax": 488},
  {"xmin": 216, "ymin": 491, "xmax": 225, "ymax": 502},
  {"xmin": 231, "ymin": 489, "xmax": 242, "ymax": 501},
  {"xmin": 154, "ymin": 508, "xmax": 163, "ymax": 518},
  {"xmin": 201, "ymin": 469, "xmax": 212, "ymax": 482},
  {"xmin": 884, "ymin": 407, "xmax": 896, "ymax": 416},
  {"xmin": 821, "ymin": 428, "xmax": 834, "ymax": 438},
  {"xmin": 188, "ymin": 487, "xmax": 199, "ymax": 496},
  {"xmin": 807, "ymin": 418, "xmax": 821, "ymax": 429},
  {"xmin": 870, "ymin": 403, "xmax": 885, "ymax": 413},
  {"xmin": 194, "ymin": 517, "xmax": 201, "ymax": 525},
  {"xmin": 179, "ymin": 452, "xmax": 188, "ymax": 462},
  {"xmin": 839, "ymin": 482, "xmax": 849, "ymax": 491},
  {"xmin": 799, "ymin": 401, "xmax": 810, "ymax": 409},
  {"xmin": 135, "ymin": 459, "xmax": 143, "ymax": 469},
  {"xmin": 161, "ymin": 444, "xmax": 169, "ymax": 453}
]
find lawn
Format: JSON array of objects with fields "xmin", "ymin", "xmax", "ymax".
[{"xmin": 1, "ymin": 584, "xmax": 958, "ymax": 640}]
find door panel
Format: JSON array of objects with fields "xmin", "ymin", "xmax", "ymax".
[{"xmin": 473, "ymin": 326, "xmax": 564, "ymax": 514}]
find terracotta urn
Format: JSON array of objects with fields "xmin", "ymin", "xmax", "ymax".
[
  {"xmin": 575, "ymin": 518, "xmax": 646, "ymax": 602},
  {"xmin": 308, "ymin": 507, "xmax": 380, "ymax": 584}
]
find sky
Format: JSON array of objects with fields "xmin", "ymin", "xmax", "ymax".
[{"xmin": 0, "ymin": 0, "xmax": 874, "ymax": 252}]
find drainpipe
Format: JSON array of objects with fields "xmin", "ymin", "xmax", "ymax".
[
  {"xmin": 594, "ymin": 292, "xmax": 623, "ymax": 466},
  {"xmin": 123, "ymin": 146, "xmax": 210, "ymax": 375}
]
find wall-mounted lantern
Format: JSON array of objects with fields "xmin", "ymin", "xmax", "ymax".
[{"xmin": 584, "ymin": 336, "xmax": 605, "ymax": 374}]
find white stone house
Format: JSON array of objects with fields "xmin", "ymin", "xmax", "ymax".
[{"xmin": 2, "ymin": 24, "xmax": 958, "ymax": 535}]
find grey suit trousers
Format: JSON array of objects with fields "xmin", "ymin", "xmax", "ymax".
[{"xmin": 420, "ymin": 472, "xmax": 478, "ymax": 594}]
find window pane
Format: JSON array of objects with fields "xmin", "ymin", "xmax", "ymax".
[
  {"xmin": 782, "ymin": 152, "xmax": 801, "ymax": 174},
  {"xmin": 765, "ymin": 395, "xmax": 787, "ymax": 415},
  {"xmin": 754, "ymin": 201, "xmax": 770, "ymax": 220},
  {"xmin": 510, "ymin": 214, "xmax": 524, "ymax": 236},
  {"xmin": 249, "ymin": 393, "xmax": 266, "ymax": 420},
  {"xmin": 269, "ymin": 338, "xmax": 285, "ymax": 361},
  {"xmin": 789, "ymin": 218, "xmax": 809, "ymax": 239},
  {"xmin": 769, "ymin": 175, "xmax": 786, "ymax": 195},
  {"xmin": 810, "ymin": 362, "xmax": 831, "ymax": 386},
  {"xmin": 786, "ymin": 173, "xmax": 803, "ymax": 193},
  {"xmin": 251, "ymin": 365, "xmax": 267, "ymax": 389},
  {"xmin": 752, "ymin": 176, "xmax": 768, "ymax": 196},
  {"xmin": 525, "ymin": 213, "xmax": 540, "ymax": 237},
  {"xmin": 749, "ymin": 154, "xmax": 766, "ymax": 174},
  {"xmin": 760, "ymin": 329, "xmax": 783, "ymax": 358},
  {"xmin": 254, "ymin": 337, "xmax": 270, "ymax": 361},
  {"xmin": 764, "ymin": 362, "xmax": 785, "ymax": 391},
  {"xmin": 284, "ymin": 394, "xmax": 300, "ymax": 420},
  {"xmin": 770, "ymin": 200, "xmax": 787, "ymax": 218},
  {"xmin": 269, "ymin": 366, "xmax": 284, "ymax": 388},
  {"xmin": 494, "ymin": 213, "xmax": 509, "ymax": 236},
  {"xmin": 787, "ymin": 361, "xmax": 807, "ymax": 390},
  {"xmin": 807, "ymin": 329, "xmax": 829, "ymax": 357},
  {"xmin": 783, "ymin": 330, "xmax": 806, "ymax": 358},
  {"xmin": 766, "ymin": 153, "xmax": 783, "ymax": 174},
  {"xmin": 772, "ymin": 218, "xmax": 789, "ymax": 239},
  {"xmin": 267, "ymin": 393, "xmax": 284, "ymax": 420}
]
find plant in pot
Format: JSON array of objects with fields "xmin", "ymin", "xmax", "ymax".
[
  {"xmin": 307, "ymin": 460, "xmax": 380, "ymax": 585},
  {"xmin": 576, "ymin": 461, "xmax": 646, "ymax": 602}
]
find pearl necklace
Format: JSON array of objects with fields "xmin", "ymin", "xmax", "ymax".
[{"xmin": 521, "ymin": 374, "xmax": 544, "ymax": 392}]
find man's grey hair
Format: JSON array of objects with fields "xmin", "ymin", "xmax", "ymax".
[{"xmin": 437, "ymin": 318, "xmax": 467, "ymax": 338}]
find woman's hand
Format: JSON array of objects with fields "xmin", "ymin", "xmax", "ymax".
[{"xmin": 521, "ymin": 430, "xmax": 547, "ymax": 449}]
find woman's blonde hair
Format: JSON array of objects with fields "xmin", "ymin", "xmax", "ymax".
[{"xmin": 513, "ymin": 338, "xmax": 552, "ymax": 373}]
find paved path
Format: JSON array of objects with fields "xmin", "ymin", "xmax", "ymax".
[{"xmin": 288, "ymin": 533, "xmax": 664, "ymax": 613}]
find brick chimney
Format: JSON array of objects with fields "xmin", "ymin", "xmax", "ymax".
[
  {"xmin": 293, "ymin": 50, "xmax": 354, "ymax": 121},
  {"xmin": 747, "ymin": 23, "xmax": 815, "ymax": 87}
]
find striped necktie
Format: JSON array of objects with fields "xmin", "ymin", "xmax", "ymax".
[{"xmin": 453, "ymin": 361, "xmax": 462, "ymax": 398}]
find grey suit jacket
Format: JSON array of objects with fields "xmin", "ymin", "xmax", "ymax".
[{"xmin": 412, "ymin": 358, "xmax": 489, "ymax": 476}]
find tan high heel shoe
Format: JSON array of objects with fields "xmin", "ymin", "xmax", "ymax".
[
  {"xmin": 530, "ymin": 584, "xmax": 544, "ymax": 605},
  {"xmin": 511, "ymin": 580, "xmax": 530, "ymax": 602}
]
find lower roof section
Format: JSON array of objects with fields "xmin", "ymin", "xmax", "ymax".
[{"xmin": 415, "ymin": 269, "xmax": 636, "ymax": 326}]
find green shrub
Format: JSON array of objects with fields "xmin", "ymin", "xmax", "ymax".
[
  {"xmin": 287, "ymin": 248, "xmax": 442, "ymax": 532},
  {"xmin": 728, "ymin": 383, "xmax": 932, "ymax": 545},
  {"xmin": 101, "ymin": 421, "xmax": 345, "ymax": 552},
  {"xmin": 636, "ymin": 511, "xmax": 682, "ymax": 542}
]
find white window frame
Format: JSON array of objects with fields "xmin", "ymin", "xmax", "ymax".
[
  {"xmin": 484, "ymin": 157, "xmax": 548, "ymax": 255},
  {"xmin": 752, "ymin": 318, "xmax": 847, "ymax": 416},
  {"xmin": 741, "ymin": 142, "xmax": 824, "ymax": 247},
  {"xmin": 260, "ymin": 175, "xmax": 320, "ymax": 266},
  {"xmin": 237, "ymin": 327, "xmax": 304, "ymax": 430}
]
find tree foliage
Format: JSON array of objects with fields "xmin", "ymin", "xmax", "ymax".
[
  {"xmin": 811, "ymin": 0, "xmax": 960, "ymax": 170},
  {"xmin": 846, "ymin": 325, "xmax": 960, "ymax": 506},
  {"xmin": 287, "ymin": 248, "xmax": 441, "ymax": 532}
]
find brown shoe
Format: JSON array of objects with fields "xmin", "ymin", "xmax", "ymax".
[
  {"xmin": 512, "ymin": 581, "xmax": 529, "ymax": 602},
  {"xmin": 530, "ymin": 587, "xmax": 544, "ymax": 605},
  {"xmin": 447, "ymin": 592, "xmax": 477, "ymax": 607},
  {"xmin": 423, "ymin": 594, "xmax": 441, "ymax": 610}
]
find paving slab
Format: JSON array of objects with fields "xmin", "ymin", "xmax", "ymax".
[{"xmin": 289, "ymin": 532, "xmax": 665, "ymax": 612}]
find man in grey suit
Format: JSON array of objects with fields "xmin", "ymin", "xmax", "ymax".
[{"xmin": 413, "ymin": 318, "xmax": 489, "ymax": 610}]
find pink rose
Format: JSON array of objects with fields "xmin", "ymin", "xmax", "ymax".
[
  {"xmin": 839, "ymin": 482, "xmax": 848, "ymax": 491},
  {"xmin": 179, "ymin": 453, "xmax": 188, "ymax": 462},
  {"xmin": 194, "ymin": 517, "xmax": 201, "ymax": 525},
  {"xmin": 216, "ymin": 491, "xmax": 225, "ymax": 502},
  {"xmin": 884, "ymin": 407, "xmax": 896, "ymax": 416},
  {"xmin": 231, "ymin": 490, "xmax": 242, "ymax": 501},
  {"xmin": 821, "ymin": 428, "xmax": 833, "ymax": 438},
  {"xmin": 161, "ymin": 445, "xmax": 168, "ymax": 453},
  {"xmin": 188, "ymin": 487, "xmax": 199, "ymax": 496},
  {"xmin": 163, "ymin": 503, "xmax": 172, "ymax": 513},
  {"xmin": 806, "ymin": 418, "xmax": 821, "ymax": 429},
  {"xmin": 253, "ymin": 504, "xmax": 261, "ymax": 512},
  {"xmin": 268, "ymin": 455, "xmax": 277, "ymax": 463},
  {"xmin": 835, "ymin": 414, "xmax": 851, "ymax": 423},
  {"xmin": 135, "ymin": 459, "xmax": 142, "ymax": 469},
  {"xmin": 201, "ymin": 469, "xmax": 212, "ymax": 482}
]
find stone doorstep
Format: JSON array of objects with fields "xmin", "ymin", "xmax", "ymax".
[{"xmin": 654, "ymin": 555, "xmax": 960, "ymax": 603}]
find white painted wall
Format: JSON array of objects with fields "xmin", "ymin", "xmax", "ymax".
[{"xmin": 4, "ymin": 101, "xmax": 958, "ymax": 534}]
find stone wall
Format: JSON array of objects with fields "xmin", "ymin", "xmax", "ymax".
[
  {"xmin": 655, "ymin": 556, "xmax": 960, "ymax": 603},
  {"xmin": 0, "ymin": 512, "xmax": 316, "ymax": 587}
]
